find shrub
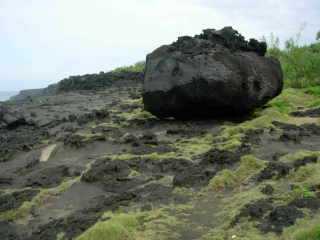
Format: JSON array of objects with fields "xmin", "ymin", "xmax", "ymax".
[
  {"xmin": 112, "ymin": 61, "xmax": 145, "ymax": 73},
  {"xmin": 266, "ymin": 32, "xmax": 320, "ymax": 88}
]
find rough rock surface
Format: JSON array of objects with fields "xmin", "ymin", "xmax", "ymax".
[
  {"xmin": 143, "ymin": 27, "xmax": 283, "ymax": 119},
  {"xmin": 0, "ymin": 105, "xmax": 28, "ymax": 129}
]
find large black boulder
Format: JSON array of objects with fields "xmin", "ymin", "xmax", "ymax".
[{"xmin": 143, "ymin": 27, "xmax": 283, "ymax": 119}]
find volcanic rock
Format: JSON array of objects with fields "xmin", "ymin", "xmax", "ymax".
[
  {"xmin": 143, "ymin": 27, "xmax": 283, "ymax": 119},
  {"xmin": 0, "ymin": 105, "xmax": 28, "ymax": 129}
]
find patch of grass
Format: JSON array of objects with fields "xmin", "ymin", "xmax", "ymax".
[
  {"xmin": 280, "ymin": 150, "xmax": 320, "ymax": 164},
  {"xmin": 201, "ymin": 187, "xmax": 268, "ymax": 240},
  {"xmin": 109, "ymin": 152, "xmax": 183, "ymax": 161},
  {"xmin": 76, "ymin": 212, "xmax": 141, "ymax": 240},
  {"xmin": 290, "ymin": 185, "xmax": 316, "ymax": 200},
  {"xmin": 202, "ymin": 221, "xmax": 277, "ymax": 240},
  {"xmin": 76, "ymin": 207, "xmax": 187, "ymax": 240},
  {"xmin": 208, "ymin": 169, "xmax": 238, "ymax": 192},
  {"xmin": 174, "ymin": 133, "xmax": 214, "ymax": 158},
  {"xmin": 213, "ymin": 88, "xmax": 318, "ymax": 151},
  {"xmin": 56, "ymin": 232, "xmax": 66, "ymax": 240},
  {"xmin": 214, "ymin": 109, "xmax": 283, "ymax": 151},
  {"xmin": 208, "ymin": 155, "xmax": 265, "ymax": 192},
  {"xmin": 283, "ymin": 215, "xmax": 320, "ymax": 240},
  {"xmin": 269, "ymin": 88, "xmax": 316, "ymax": 113},
  {"xmin": 305, "ymin": 86, "xmax": 320, "ymax": 97},
  {"xmin": 0, "ymin": 178, "xmax": 80, "ymax": 222},
  {"xmin": 289, "ymin": 165, "xmax": 318, "ymax": 183},
  {"xmin": 304, "ymin": 86, "xmax": 320, "ymax": 107},
  {"xmin": 117, "ymin": 108, "xmax": 156, "ymax": 125},
  {"xmin": 294, "ymin": 226, "xmax": 320, "ymax": 240}
]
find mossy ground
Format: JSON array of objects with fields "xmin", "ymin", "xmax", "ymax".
[
  {"xmin": 71, "ymin": 88, "xmax": 320, "ymax": 240},
  {"xmin": 0, "ymin": 177, "xmax": 80, "ymax": 222},
  {"xmin": 3, "ymin": 87, "xmax": 320, "ymax": 240}
]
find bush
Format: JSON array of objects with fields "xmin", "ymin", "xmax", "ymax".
[
  {"xmin": 112, "ymin": 61, "xmax": 145, "ymax": 73},
  {"xmin": 266, "ymin": 32, "xmax": 320, "ymax": 88}
]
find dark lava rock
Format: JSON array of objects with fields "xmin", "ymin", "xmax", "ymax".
[
  {"xmin": 290, "ymin": 197, "xmax": 320, "ymax": 210},
  {"xmin": 139, "ymin": 132, "xmax": 158, "ymax": 145},
  {"xmin": 261, "ymin": 184, "xmax": 274, "ymax": 195},
  {"xmin": 173, "ymin": 165, "xmax": 217, "ymax": 187},
  {"xmin": 259, "ymin": 206, "xmax": 304, "ymax": 233},
  {"xmin": 173, "ymin": 146, "xmax": 248, "ymax": 187},
  {"xmin": 0, "ymin": 189, "xmax": 39, "ymax": 212},
  {"xmin": 143, "ymin": 27, "xmax": 283, "ymax": 119},
  {"xmin": 27, "ymin": 193, "xmax": 138, "ymax": 240},
  {"xmin": 0, "ymin": 221, "xmax": 21, "ymax": 240},
  {"xmin": 234, "ymin": 198, "xmax": 313, "ymax": 234},
  {"xmin": 233, "ymin": 199, "xmax": 273, "ymax": 225},
  {"xmin": 291, "ymin": 107, "xmax": 320, "ymax": 117},
  {"xmin": 201, "ymin": 147, "xmax": 248, "ymax": 165},
  {"xmin": 293, "ymin": 155, "xmax": 318, "ymax": 169},
  {"xmin": 0, "ymin": 105, "xmax": 28, "ymax": 129},
  {"xmin": 0, "ymin": 175, "xmax": 14, "ymax": 186},
  {"xmin": 27, "ymin": 210, "xmax": 100, "ymax": 240},
  {"xmin": 274, "ymin": 121, "xmax": 320, "ymax": 142},
  {"xmin": 24, "ymin": 165, "xmax": 71, "ymax": 188},
  {"xmin": 257, "ymin": 162, "xmax": 291, "ymax": 181},
  {"xmin": 81, "ymin": 159, "xmax": 146, "ymax": 193},
  {"xmin": 82, "ymin": 160, "xmax": 131, "ymax": 183}
]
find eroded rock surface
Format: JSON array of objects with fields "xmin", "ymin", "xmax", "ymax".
[{"xmin": 143, "ymin": 27, "xmax": 283, "ymax": 119}]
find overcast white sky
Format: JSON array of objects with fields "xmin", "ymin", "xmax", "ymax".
[{"xmin": 0, "ymin": 0, "xmax": 319, "ymax": 91}]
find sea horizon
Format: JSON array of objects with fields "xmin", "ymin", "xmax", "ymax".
[{"xmin": 0, "ymin": 91, "xmax": 18, "ymax": 101}]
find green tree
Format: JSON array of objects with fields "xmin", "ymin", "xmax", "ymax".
[{"xmin": 317, "ymin": 31, "xmax": 320, "ymax": 41}]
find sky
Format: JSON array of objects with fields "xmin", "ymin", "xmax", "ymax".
[{"xmin": 0, "ymin": 0, "xmax": 319, "ymax": 91}]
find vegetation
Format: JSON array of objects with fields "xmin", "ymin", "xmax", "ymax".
[
  {"xmin": 266, "ymin": 31, "xmax": 320, "ymax": 88},
  {"xmin": 112, "ymin": 61, "xmax": 145, "ymax": 73},
  {"xmin": 76, "ymin": 212, "xmax": 141, "ymax": 240},
  {"xmin": 0, "ymin": 178, "xmax": 79, "ymax": 222},
  {"xmin": 208, "ymin": 155, "xmax": 265, "ymax": 191}
]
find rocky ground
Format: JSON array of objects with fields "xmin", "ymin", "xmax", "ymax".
[{"xmin": 1, "ymin": 80, "xmax": 320, "ymax": 240}]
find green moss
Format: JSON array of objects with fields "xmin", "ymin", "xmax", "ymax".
[
  {"xmin": 282, "ymin": 215, "xmax": 320, "ymax": 240},
  {"xmin": 200, "ymin": 187, "xmax": 267, "ymax": 240},
  {"xmin": 294, "ymin": 226, "xmax": 320, "ymax": 240},
  {"xmin": 289, "ymin": 165, "xmax": 318, "ymax": 183},
  {"xmin": 280, "ymin": 151, "xmax": 320, "ymax": 164},
  {"xmin": 76, "ymin": 207, "xmax": 188, "ymax": 240},
  {"xmin": 268, "ymin": 88, "xmax": 314, "ymax": 113},
  {"xmin": 290, "ymin": 185, "xmax": 316, "ymax": 200},
  {"xmin": 174, "ymin": 134, "xmax": 214, "ymax": 158},
  {"xmin": 305, "ymin": 86, "xmax": 320, "ymax": 97},
  {"xmin": 56, "ymin": 232, "xmax": 66, "ymax": 240},
  {"xmin": 208, "ymin": 169, "xmax": 238, "ymax": 192},
  {"xmin": 0, "ymin": 178, "xmax": 80, "ymax": 221},
  {"xmin": 308, "ymin": 100, "xmax": 320, "ymax": 108},
  {"xmin": 109, "ymin": 152, "xmax": 182, "ymax": 161},
  {"xmin": 202, "ymin": 221, "xmax": 277, "ymax": 240},
  {"xmin": 214, "ymin": 109, "xmax": 287, "ymax": 151},
  {"xmin": 76, "ymin": 212, "xmax": 141, "ymax": 240},
  {"xmin": 208, "ymin": 155, "xmax": 265, "ymax": 192},
  {"xmin": 77, "ymin": 133, "xmax": 106, "ymax": 142},
  {"xmin": 117, "ymin": 108, "xmax": 156, "ymax": 122}
]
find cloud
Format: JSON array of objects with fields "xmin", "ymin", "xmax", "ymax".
[{"xmin": 0, "ymin": 0, "xmax": 319, "ymax": 91}]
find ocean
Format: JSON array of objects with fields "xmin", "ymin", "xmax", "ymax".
[{"xmin": 0, "ymin": 91, "xmax": 18, "ymax": 102}]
